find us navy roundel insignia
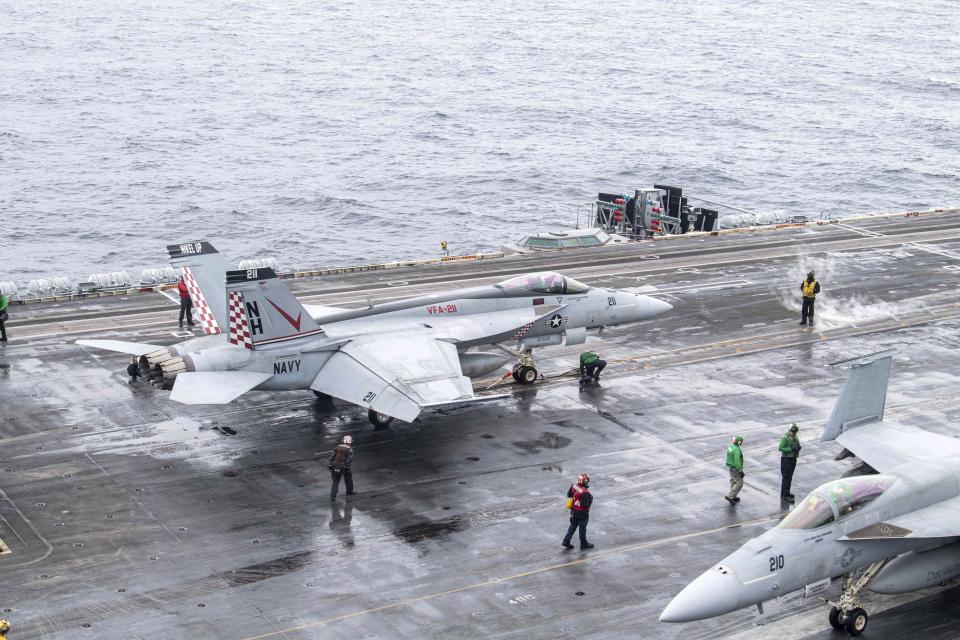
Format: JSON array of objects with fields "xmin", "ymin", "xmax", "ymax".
[{"xmin": 547, "ymin": 314, "xmax": 566, "ymax": 328}]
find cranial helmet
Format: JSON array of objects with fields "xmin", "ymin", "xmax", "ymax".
[
  {"xmin": 807, "ymin": 271, "xmax": 815, "ymax": 279},
  {"xmin": 342, "ymin": 435, "xmax": 353, "ymax": 445},
  {"xmin": 789, "ymin": 423, "xmax": 799, "ymax": 432},
  {"xmin": 0, "ymin": 620, "xmax": 10, "ymax": 633},
  {"xmin": 577, "ymin": 472, "xmax": 590, "ymax": 487},
  {"xmin": 734, "ymin": 435, "xmax": 744, "ymax": 444}
]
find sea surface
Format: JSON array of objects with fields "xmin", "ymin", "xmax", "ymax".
[{"xmin": 2, "ymin": 0, "xmax": 958, "ymax": 282}]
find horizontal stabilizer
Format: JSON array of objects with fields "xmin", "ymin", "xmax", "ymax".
[
  {"xmin": 169, "ymin": 371, "xmax": 273, "ymax": 404},
  {"xmin": 76, "ymin": 339, "xmax": 162, "ymax": 356}
]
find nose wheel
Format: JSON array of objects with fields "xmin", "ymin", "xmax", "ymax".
[{"xmin": 825, "ymin": 559, "xmax": 890, "ymax": 636}]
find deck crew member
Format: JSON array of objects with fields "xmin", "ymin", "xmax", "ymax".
[
  {"xmin": 0, "ymin": 292, "xmax": 9, "ymax": 342},
  {"xmin": 778, "ymin": 423, "xmax": 801, "ymax": 503},
  {"xmin": 329, "ymin": 435, "xmax": 355, "ymax": 500},
  {"xmin": 562, "ymin": 472, "xmax": 594, "ymax": 549},
  {"xmin": 579, "ymin": 351, "xmax": 606, "ymax": 383},
  {"xmin": 177, "ymin": 277, "xmax": 195, "ymax": 328},
  {"xmin": 800, "ymin": 271, "xmax": 820, "ymax": 326},
  {"xmin": 725, "ymin": 435, "xmax": 745, "ymax": 505},
  {"xmin": 0, "ymin": 618, "xmax": 10, "ymax": 640}
]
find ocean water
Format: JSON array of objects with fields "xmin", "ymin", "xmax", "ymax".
[{"xmin": 1, "ymin": 0, "xmax": 958, "ymax": 281}]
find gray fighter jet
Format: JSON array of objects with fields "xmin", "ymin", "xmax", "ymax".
[
  {"xmin": 660, "ymin": 352, "xmax": 960, "ymax": 636},
  {"xmin": 79, "ymin": 241, "xmax": 672, "ymax": 426}
]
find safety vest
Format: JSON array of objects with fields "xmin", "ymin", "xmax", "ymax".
[
  {"xmin": 802, "ymin": 279, "xmax": 818, "ymax": 298},
  {"xmin": 570, "ymin": 484, "xmax": 590, "ymax": 512}
]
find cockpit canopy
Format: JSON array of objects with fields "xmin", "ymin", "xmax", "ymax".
[
  {"xmin": 777, "ymin": 475, "xmax": 896, "ymax": 530},
  {"xmin": 496, "ymin": 272, "xmax": 590, "ymax": 295}
]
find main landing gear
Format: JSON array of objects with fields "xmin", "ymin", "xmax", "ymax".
[
  {"xmin": 368, "ymin": 409, "xmax": 393, "ymax": 428},
  {"xmin": 511, "ymin": 348, "xmax": 539, "ymax": 385},
  {"xmin": 826, "ymin": 559, "xmax": 891, "ymax": 636}
]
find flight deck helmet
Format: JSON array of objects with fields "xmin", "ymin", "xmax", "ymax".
[
  {"xmin": 577, "ymin": 472, "xmax": 590, "ymax": 487},
  {"xmin": 807, "ymin": 271, "xmax": 815, "ymax": 280},
  {"xmin": 0, "ymin": 619, "xmax": 10, "ymax": 634},
  {"xmin": 342, "ymin": 435, "xmax": 353, "ymax": 445},
  {"xmin": 733, "ymin": 435, "xmax": 744, "ymax": 444}
]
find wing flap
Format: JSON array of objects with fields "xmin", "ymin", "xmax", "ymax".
[
  {"xmin": 169, "ymin": 371, "xmax": 273, "ymax": 404},
  {"xmin": 836, "ymin": 422, "xmax": 960, "ymax": 472},
  {"xmin": 77, "ymin": 339, "xmax": 163, "ymax": 357}
]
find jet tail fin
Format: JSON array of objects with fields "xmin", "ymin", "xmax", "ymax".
[
  {"xmin": 168, "ymin": 241, "xmax": 229, "ymax": 335},
  {"xmin": 225, "ymin": 267, "xmax": 324, "ymax": 350},
  {"xmin": 820, "ymin": 350, "xmax": 894, "ymax": 442}
]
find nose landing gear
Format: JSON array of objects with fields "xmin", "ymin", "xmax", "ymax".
[{"xmin": 825, "ymin": 559, "xmax": 890, "ymax": 636}]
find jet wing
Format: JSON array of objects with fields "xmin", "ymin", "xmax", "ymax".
[
  {"xmin": 323, "ymin": 305, "xmax": 566, "ymax": 344},
  {"xmin": 310, "ymin": 333, "xmax": 474, "ymax": 422},
  {"xmin": 843, "ymin": 495, "xmax": 960, "ymax": 540},
  {"xmin": 169, "ymin": 371, "xmax": 273, "ymax": 404},
  {"xmin": 835, "ymin": 422, "xmax": 960, "ymax": 472},
  {"xmin": 76, "ymin": 339, "xmax": 163, "ymax": 356}
]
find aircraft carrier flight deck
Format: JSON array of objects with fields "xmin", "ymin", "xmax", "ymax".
[{"xmin": 3, "ymin": 212, "xmax": 960, "ymax": 639}]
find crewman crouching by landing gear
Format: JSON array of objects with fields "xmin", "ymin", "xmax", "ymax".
[
  {"xmin": 329, "ymin": 435, "xmax": 355, "ymax": 500},
  {"xmin": 126, "ymin": 360, "xmax": 142, "ymax": 383},
  {"xmin": 562, "ymin": 472, "xmax": 594, "ymax": 549},
  {"xmin": 579, "ymin": 351, "xmax": 606, "ymax": 384}
]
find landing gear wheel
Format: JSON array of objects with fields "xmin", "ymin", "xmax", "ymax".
[
  {"xmin": 368, "ymin": 409, "xmax": 393, "ymax": 428},
  {"xmin": 845, "ymin": 608, "xmax": 868, "ymax": 636},
  {"xmin": 514, "ymin": 365, "xmax": 538, "ymax": 385},
  {"xmin": 828, "ymin": 606, "xmax": 845, "ymax": 630}
]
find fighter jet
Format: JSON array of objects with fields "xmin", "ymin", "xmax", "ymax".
[
  {"xmin": 79, "ymin": 241, "xmax": 672, "ymax": 426},
  {"xmin": 660, "ymin": 351, "xmax": 960, "ymax": 636}
]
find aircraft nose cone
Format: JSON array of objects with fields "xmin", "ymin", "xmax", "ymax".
[
  {"xmin": 636, "ymin": 295, "xmax": 673, "ymax": 320},
  {"xmin": 660, "ymin": 565, "xmax": 742, "ymax": 623}
]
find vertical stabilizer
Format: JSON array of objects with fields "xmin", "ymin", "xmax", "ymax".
[
  {"xmin": 820, "ymin": 351, "xmax": 894, "ymax": 442},
  {"xmin": 225, "ymin": 268, "xmax": 323, "ymax": 349},
  {"xmin": 168, "ymin": 241, "xmax": 229, "ymax": 335}
]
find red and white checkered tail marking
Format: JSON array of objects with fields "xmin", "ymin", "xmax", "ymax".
[
  {"xmin": 227, "ymin": 291, "xmax": 254, "ymax": 350},
  {"xmin": 182, "ymin": 266, "xmax": 221, "ymax": 335},
  {"xmin": 513, "ymin": 322, "xmax": 534, "ymax": 340}
]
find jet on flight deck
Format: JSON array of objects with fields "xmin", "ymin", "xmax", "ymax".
[
  {"xmin": 661, "ymin": 352, "xmax": 960, "ymax": 636},
  {"xmin": 78, "ymin": 241, "xmax": 672, "ymax": 426}
]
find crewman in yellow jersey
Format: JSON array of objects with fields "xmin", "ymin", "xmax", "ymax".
[{"xmin": 800, "ymin": 271, "xmax": 821, "ymax": 326}]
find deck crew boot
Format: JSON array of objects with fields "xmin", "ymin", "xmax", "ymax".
[{"xmin": 580, "ymin": 542, "xmax": 594, "ymax": 549}]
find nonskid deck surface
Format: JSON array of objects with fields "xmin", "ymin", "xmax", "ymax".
[{"xmin": 2, "ymin": 214, "xmax": 960, "ymax": 639}]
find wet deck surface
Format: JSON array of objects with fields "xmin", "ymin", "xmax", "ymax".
[{"xmin": 3, "ymin": 214, "xmax": 960, "ymax": 639}]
